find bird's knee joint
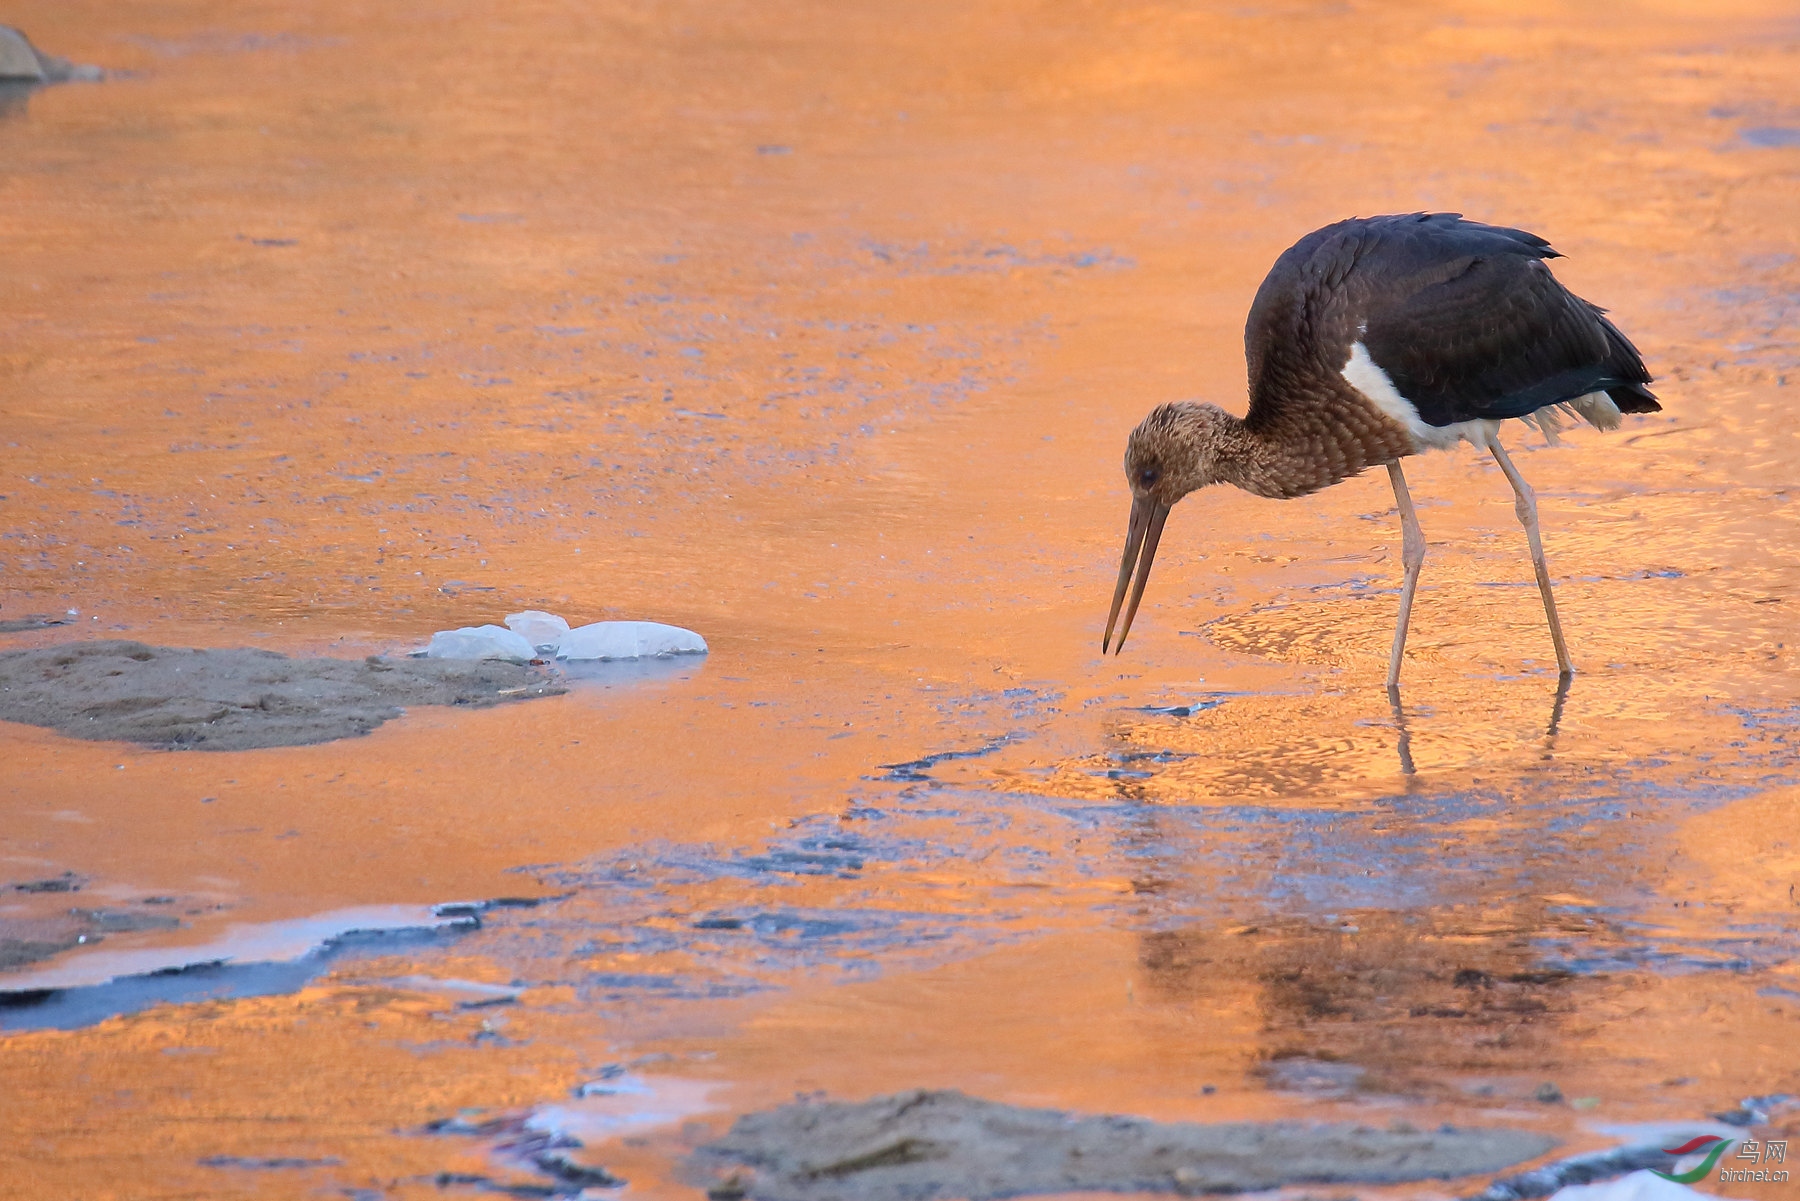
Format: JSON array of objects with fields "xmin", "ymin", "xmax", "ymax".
[{"xmin": 1402, "ymin": 531, "xmax": 1426, "ymax": 568}]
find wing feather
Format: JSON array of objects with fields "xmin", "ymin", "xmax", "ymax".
[
  {"xmin": 1357, "ymin": 226, "xmax": 1656, "ymax": 425},
  {"xmin": 1243, "ymin": 213, "xmax": 1657, "ymax": 433}
]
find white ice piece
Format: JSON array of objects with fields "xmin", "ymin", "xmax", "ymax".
[
  {"xmin": 1551, "ymin": 1170, "xmax": 1747, "ymax": 1201},
  {"xmin": 505, "ymin": 609, "xmax": 571, "ymax": 652},
  {"xmin": 0, "ymin": 26, "xmax": 47, "ymax": 82},
  {"xmin": 556, "ymin": 620, "xmax": 708, "ymax": 661},
  {"xmin": 426, "ymin": 625, "xmax": 536, "ymax": 663}
]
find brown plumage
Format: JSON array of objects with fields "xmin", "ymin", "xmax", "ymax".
[{"xmin": 1103, "ymin": 213, "xmax": 1659, "ymax": 685}]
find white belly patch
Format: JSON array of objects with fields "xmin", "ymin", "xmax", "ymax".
[{"xmin": 1341, "ymin": 341, "xmax": 1496, "ymax": 451}]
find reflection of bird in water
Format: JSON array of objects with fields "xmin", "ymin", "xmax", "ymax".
[
  {"xmin": 1103, "ymin": 213, "xmax": 1658, "ymax": 686},
  {"xmin": 1387, "ymin": 674, "xmax": 1570, "ymax": 777}
]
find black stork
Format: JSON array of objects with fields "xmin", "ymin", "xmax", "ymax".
[{"xmin": 1102, "ymin": 212, "xmax": 1658, "ymax": 686}]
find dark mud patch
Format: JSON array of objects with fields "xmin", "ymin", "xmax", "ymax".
[
  {"xmin": 8, "ymin": 871, "xmax": 85, "ymax": 893},
  {"xmin": 199, "ymin": 1154, "xmax": 343, "ymax": 1170},
  {"xmin": 426, "ymin": 1112, "xmax": 626, "ymax": 1196},
  {"xmin": 873, "ymin": 734, "xmax": 1023, "ymax": 782},
  {"xmin": 0, "ymin": 640, "xmax": 564, "ymax": 749},
  {"xmin": 0, "ymin": 613, "xmax": 69, "ymax": 633},
  {"xmin": 0, "ymin": 892, "xmax": 182, "ymax": 971},
  {"xmin": 691, "ymin": 1089, "xmax": 1557, "ymax": 1201},
  {"xmin": 0, "ymin": 937, "xmax": 83, "ymax": 972}
]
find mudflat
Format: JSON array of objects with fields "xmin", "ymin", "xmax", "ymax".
[
  {"xmin": 693, "ymin": 1090, "xmax": 1559, "ymax": 1201},
  {"xmin": 3, "ymin": 1, "xmax": 1798, "ymax": 1198},
  {"xmin": 0, "ymin": 640, "xmax": 562, "ymax": 750}
]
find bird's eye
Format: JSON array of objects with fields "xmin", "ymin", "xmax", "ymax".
[{"xmin": 1138, "ymin": 465, "xmax": 1160, "ymax": 487}]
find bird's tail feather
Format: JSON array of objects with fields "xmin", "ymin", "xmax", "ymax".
[
  {"xmin": 1594, "ymin": 307, "xmax": 1661, "ymax": 414},
  {"xmin": 1520, "ymin": 391, "xmax": 1627, "ymax": 443}
]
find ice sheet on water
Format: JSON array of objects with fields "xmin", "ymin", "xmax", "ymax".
[
  {"xmin": 0, "ymin": 905, "xmax": 480, "ymax": 1031},
  {"xmin": 426, "ymin": 625, "xmax": 536, "ymax": 663},
  {"xmin": 557, "ymin": 620, "xmax": 707, "ymax": 661},
  {"xmin": 2, "ymin": 905, "xmax": 467, "ymax": 993},
  {"xmin": 505, "ymin": 610, "xmax": 570, "ymax": 652},
  {"xmin": 1588, "ymin": 1122, "xmax": 1748, "ymax": 1147},
  {"xmin": 525, "ymin": 1074, "xmax": 719, "ymax": 1144}
]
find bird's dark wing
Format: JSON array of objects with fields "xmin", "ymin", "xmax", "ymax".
[
  {"xmin": 1244, "ymin": 214, "xmax": 1657, "ymax": 434},
  {"xmin": 1354, "ymin": 216, "xmax": 1658, "ymax": 425}
]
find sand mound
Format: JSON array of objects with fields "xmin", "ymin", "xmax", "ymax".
[
  {"xmin": 692, "ymin": 1089, "xmax": 1557, "ymax": 1201},
  {"xmin": 0, "ymin": 640, "xmax": 563, "ymax": 750}
]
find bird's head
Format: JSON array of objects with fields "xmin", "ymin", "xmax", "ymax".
[
  {"xmin": 1104, "ymin": 402, "xmax": 1231, "ymax": 653},
  {"xmin": 1123, "ymin": 401, "xmax": 1227, "ymax": 505}
]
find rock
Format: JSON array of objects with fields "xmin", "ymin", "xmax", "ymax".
[
  {"xmin": 0, "ymin": 26, "xmax": 103, "ymax": 84},
  {"xmin": 427, "ymin": 625, "xmax": 536, "ymax": 663},
  {"xmin": 557, "ymin": 621, "xmax": 707, "ymax": 661},
  {"xmin": 1535, "ymin": 1082, "xmax": 1566, "ymax": 1104},
  {"xmin": 505, "ymin": 610, "xmax": 571, "ymax": 652}
]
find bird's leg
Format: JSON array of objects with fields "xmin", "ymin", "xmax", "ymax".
[
  {"xmin": 1489, "ymin": 435, "xmax": 1573, "ymax": 678},
  {"xmin": 1385, "ymin": 460, "xmax": 1427, "ymax": 688},
  {"xmin": 1543, "ymin": 673, "xmax": 1571, "ymax": 759},
  {"xmin": 1387, "ymin": 684, "xmax": 1417, "ymax": 776}
]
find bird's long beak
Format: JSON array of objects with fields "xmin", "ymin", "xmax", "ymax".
[{"xmin": 1103, "ymin": 495, "xmax": 1171, "ymax": 654}]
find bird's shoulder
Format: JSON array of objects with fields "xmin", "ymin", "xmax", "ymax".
[{"xmin": 1246, "ymin": 212, "xmax": 1558, "ymax": 355}]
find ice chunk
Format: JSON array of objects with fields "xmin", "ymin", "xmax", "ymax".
[
  {"xmin": 426, "ymin": 625, "xmax": 536, "ymax": 663},
  {"xmin": 505, "ymin": 610, "xmax": 571, "ymax": 652},
  {"xmin": 1551, "ymin": 1170, "xmax": 1744, "ymax": 1201},
  {"xmin": 556, "ymin": 621, "xmax": 708, "ymax": 661},
  {"xmin": 0, "ymin": 25, "xmax": 104, "ymax": 83},
  {"xmin": 0, "ymin": 28, "xmax": 43, "ymax": 82}
]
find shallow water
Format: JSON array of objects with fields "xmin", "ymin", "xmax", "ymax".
[{"xmin": 2, "ymin": 1, "xmax": 1797, "ymax": 1198}]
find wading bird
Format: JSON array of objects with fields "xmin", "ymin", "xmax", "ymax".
[{"xmin": 1103, "ymin": 213, "xmax": 1657, "ymax": 685}]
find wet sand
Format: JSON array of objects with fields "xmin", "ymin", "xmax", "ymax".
[{"xmin": 2, "ymin": 0, "xmax": 1797, "ymax": 1198}]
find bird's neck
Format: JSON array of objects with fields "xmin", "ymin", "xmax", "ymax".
[{"xmin": 1196, "ymin": 391, "xmax": 1410, "ymax": 499}]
